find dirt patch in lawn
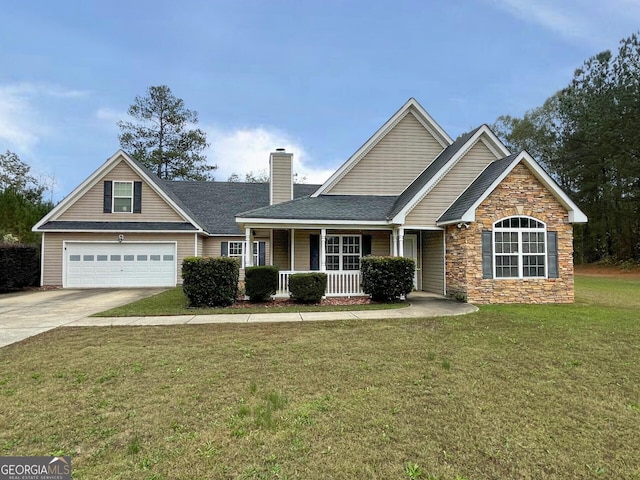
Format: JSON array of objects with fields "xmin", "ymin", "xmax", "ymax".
[{"xmin": 575, "ymin": 263, "xmax": 640, "ymax": 278}]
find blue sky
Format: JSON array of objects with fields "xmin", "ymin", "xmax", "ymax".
[{"xmin": 1, "ymin": 0, "xmax": 638, "ymax": 200}]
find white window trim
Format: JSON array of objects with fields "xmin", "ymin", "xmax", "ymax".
[
  {"xmin": 325, "ymin": 234, "xmax": 362, "ymax": 271},
  {"xmin": 112, "ymin": 180, "xmax": 134, "ymax": 214},
  {"xmin": 493, "ymin": 216, "xmax": 547, "ymax": 279},
  {"xmin": 228, "ymin": 241, "xmax": 263, "ymax": 268}
]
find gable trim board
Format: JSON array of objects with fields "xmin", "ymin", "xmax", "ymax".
[
  {"xmin": 390, "ymin": 125, "xmax": 509, "ymax": 224},
  {"xmin": 33, "ymin": 150, "xmax": 203, "ymax": 233},
  {"xmin": 313, "ymin": 98, "xmax": 453, "ymax": 197},
  {"xmin": 436, "ymin": 151, "xmax": 588, "ymax": 226}
]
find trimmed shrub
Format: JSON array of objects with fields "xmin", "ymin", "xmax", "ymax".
[
  {"xmin": 245, "ymin": 265, "xmax": 279, "ymax": 302},
  {"xmin": 182, "ymin": 256, "xmax": 239, "ymax": 307},
  {"xmin": 0, "ymin": 244, "xmax": 40, "ymax": 292},
  {"xmin": 288, "ymin": 273, "xmax": 327, "ymax": 304},
  {"xmin": 361, "ymin": 256, "xmax": 415, "ymax": 302}
]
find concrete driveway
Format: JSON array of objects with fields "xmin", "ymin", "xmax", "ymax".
[{"xmin": 0, "ymin": 288, "xmax": 165, "ymax": 348}]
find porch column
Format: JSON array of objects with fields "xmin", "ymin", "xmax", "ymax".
[
  {"xmin": 290, "ymin": 229, "xmax": 295, "ymax": 271},
  {"xmin": 245, "ymin": 227, "xmax": 253, "ymax": 267},
  {"xmin": 320, "ymin": 228, "xmax": 326, "ymax": 271},
  {"xmin": 398, "ymin": 227, "xmax": 405, "ymax": 257},
  {"xmin": 392, "ymin": 229, "xmax": 398, "ymax": 256}
]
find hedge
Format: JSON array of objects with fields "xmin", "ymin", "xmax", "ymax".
[
  {"xmin": 288, "ymin": 272, "xmax": 327, "ymax": 303},
  {"xmin": 245, "ymin": 265, "xmax": 279, "ymax": 301},
  {"xmin": 360, "ymin": 256, "xmax": 415, "ymax": 302},
  {"xmin": 182, "ymin": 256, "xmax": 239, "ymax": 307},
  {"xmin": 0, "ymin": 244, "xmax": 40, "ymax": 292}
]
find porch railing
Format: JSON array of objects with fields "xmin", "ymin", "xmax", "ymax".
[{"xmin": 276, "ymin": 270, "xmax": 365, "ymax": 297}]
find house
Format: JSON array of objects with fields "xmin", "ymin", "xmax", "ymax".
[{"xmin": 33, "ymin": 98, "xmax": 587, "ymax": 304}]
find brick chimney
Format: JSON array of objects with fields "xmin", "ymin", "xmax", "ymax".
[{"xmin": 269, "ymin": 148, "xmax": 293, "ymax": 205}]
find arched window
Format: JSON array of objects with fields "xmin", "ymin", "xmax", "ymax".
[{"xmin": 493, "ymin": 216, "xmax": 546, "ymax": 278}]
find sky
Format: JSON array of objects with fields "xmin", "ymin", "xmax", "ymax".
[{"xmin": 1, "ymin": 0, "xmax": 638, "ymax": 201}]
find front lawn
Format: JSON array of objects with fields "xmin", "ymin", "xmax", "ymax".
[
  {"xmin": 1, "ymin": 275, "xmax": 639, "ymax": 479},
  {"xmin": 93, "ymin": 287, "xmax": 407, "ymax": 317}
]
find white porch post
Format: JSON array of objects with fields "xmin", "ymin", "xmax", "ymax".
[
  {"xmin": 320, "ymin": 228, "xmax": 326, "ymax": 271},
  {"xmin": 290, "ymin": 229, "xmax": 295, "ymax": 271},
  {"xmin": 398, "ymin": 227, "xmax": 405, "ymax": 257},
  {"xmin": 392, "ymin": 229, "xmax": 398, "ymax": 256},
  {"xmin": 245, "ymin": 226, "xmax": 252, "ymax": 267}
]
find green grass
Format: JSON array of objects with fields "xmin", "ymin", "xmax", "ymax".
[
  {"xmin": 93, "ymin": 286, "xmax": 407, "ymax": 317},
  {"xmin": 1, "ymin": 275, "xmax": 639, "ymax": 479}
]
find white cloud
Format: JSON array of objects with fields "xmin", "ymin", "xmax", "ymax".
[
  {"xmin": 0, "ymin": 82, "xmax": 88, "ymax": 153},
  {"xmin": 205, "ymin": 125, "xmax": 334, "ymax": 185},
  {"xmin": 486, "ymin": 0, "xmax": 638, "ymax": 48}
]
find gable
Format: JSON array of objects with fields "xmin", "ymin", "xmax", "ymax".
[
  {"xmin": 57, "ymin": 156, "xmax": 185, "ymax": 223},
  {"xmin": 404, "ymin": 138, "xmax": 501, "ymax": 226},
  {"xmin": 474, "ymin": 162, "xmax": 571, "ymax": 225},
  {"xmin": 326, "ymin": 111, "xmax": 446, "ymax": 196}
]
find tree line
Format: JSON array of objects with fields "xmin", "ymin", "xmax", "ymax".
[{"xmin": 491, "ymin": 32, "xmax": 640, "ymax": 263}]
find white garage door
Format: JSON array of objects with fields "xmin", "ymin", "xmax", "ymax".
[{"xmin": 65, "ymin": 242, "xmax": 176, "ymax": 288}]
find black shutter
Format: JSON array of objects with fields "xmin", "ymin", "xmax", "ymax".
[
  {"xmin": 310, "ymin": 234, "xmax": 319, "ymax": 270},
  {"xmin": 482, "ymin": 230, "xmax": 493, "ymax": 279},
  {"xmin": 221, "ymin": 241, "xmax": 228, "ymax": 257},
  {"xmin": 103, "ymin": 181, "xmax": 112, "ymax": 213},
  {"xmin": 133, "ymin": 181, "xmax": 142, "ymax": 213},
  {"xmin": 259, "ymin": 241, "xmax": 266, "ymax": 266},
  {"xmin": 362, "ymin": 234, "xmax": 372, "ymax": 256},
  {"xmin": 547, "ymin": 231, "xmax": 559, "ymax": 278}
]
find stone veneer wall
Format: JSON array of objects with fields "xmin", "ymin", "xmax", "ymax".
[{"xmin": 446, "ymin": 163, "xmax": 575, "ymax": 304}]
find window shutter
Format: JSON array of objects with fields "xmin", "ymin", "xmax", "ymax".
[
  {"xmin": 221, "ymin": 241, "xmax": 228, "ymax": 257},
  {"xmin": 547, "ymin": 231, "xmax": 559, "ymax": 278},
  {"xmin": 482, "ymin": 230, "xmax": 493, "ymax": 279},
  {"xmin": 133, "ymin": 181, "xmax": 142, "ymax": 213},
  {"xmin": 362, "ymin": 234, "xmax": 372, "ymax": 256},
  {"xmin": 103, "ymin": 181, "xmax": 112, "ymax": 213},
  {"xmin": 259, "ymin": 241, "xmax": 266, "ymax": 266},
  {"xmin": 309, "ymin": 234, "xmax": 319, "ymax": 271}
]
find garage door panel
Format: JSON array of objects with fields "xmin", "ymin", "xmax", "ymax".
[{"xmin": 66, "ymin": 243, "xmax": 176, "ymax": 288}]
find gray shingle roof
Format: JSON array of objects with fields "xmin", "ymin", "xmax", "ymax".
[
  {"xmin": 164, "ymin": 182, "xmax": 319, "ymax": 234},
  {"xmin": 437, "ymin": 153, "xmax": 518, "ymax": 224},
  {"xmin": 40, "ymin": 221, "xmax": 197, "ymax": 231},
  {"xmin": 236, "ymin": 195, "xmax": 398, "ymax": 221},
  {"xmin": 388, "ymin": 126, "xmax": 482, "ymax": 219}
]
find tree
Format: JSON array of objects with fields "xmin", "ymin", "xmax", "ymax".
[
  {"xmin": 118, "ymin": 85, "xmax": 215, "ymax": 180},
  {"xmin": 0, "ymin": 150, "xmax": 45, "ymax": 203},
  {"xmin": 0, "ymin": 151, "xmax": 53, "ymax": 245},
  {"xmin": 227, "ymin": 170, "xmax": 269, "ymax": 182},
  {"xmin": 490, "ymin": 32, "xmax": 640, "ymax": 262}
]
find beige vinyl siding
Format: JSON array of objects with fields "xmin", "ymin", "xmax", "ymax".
[
  {"xmin": 405, "ymin": 140, "xmax": 498, "ymax": 226},
  {"xmin": 327, "ymin": 111, "xmax": 445, "ymax": 195},
  {"xmin": 422, "ymin": 230, "xmax": 444, "ymax": 294},
  {"xmin": 293, "ymin": 230, "xmax": 313, "ymax": 271},
  {"xmin": 42, "ymin": 232, "xmax": 195, "ymax": 286},
  {"xmin": 196, "ymin": 235, "xmax": 204, "ymax": 256},
  {"xmin": 202, "ymin": 236, "xmax": 271, "ymax": 281},
  {"xmin": 370, "ymin": 231, "xmax": 392, "ymax": 256},
  {"xmin": 272, "ymin": 230, "xmax": 290, "ymax": 269},
  {"xmin": 271, "ymin": 154, "xmax": 293, "ymax": 204},
  {"xmin": 58, "ymin": 158, "xmax": 185, "ymax": 222}
]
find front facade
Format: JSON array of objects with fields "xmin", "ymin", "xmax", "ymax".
[{"xmin": 34, "ymin": 98, "xmax": 587, "ymax": 303}]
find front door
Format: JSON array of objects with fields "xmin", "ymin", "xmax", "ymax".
[{"xmin": 403, "ymin": 234, "xmax": 418, "ymax": 289}]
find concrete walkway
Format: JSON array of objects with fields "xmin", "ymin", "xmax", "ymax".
[{"xmin": 0, "ymin": 290, "xmax": 477, "ymax": 348}]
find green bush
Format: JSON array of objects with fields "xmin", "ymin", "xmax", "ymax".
[
  {"xmin": 0, "ymin": 244, "xmax": 40, "ymax": 291},
  {"xmin": 182, "ymin": 256, "xmax": 239, "ymax": 307},
  {"xmin": 361, "ymin": 256, "xmax": 415, "ymax": 302},
  {"xmin": 245, "ymin": 265, "xmax": 279, "ymax": 301},
  {"xmin": 288, "ymin": 273, "xmax": 327, "ymax": 304}
]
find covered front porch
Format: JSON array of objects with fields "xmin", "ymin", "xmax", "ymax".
[{"xmin": 238, "ymin": 224, "xmax": 445, "ymax": 298}]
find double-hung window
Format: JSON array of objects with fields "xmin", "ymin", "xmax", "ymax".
[
  {"xmin": 226, "ymin": 241, "xmax": 264, "ymax": 268},
  {"xmin": 325, "ymin": 235, "xmax": 361, "ymax": 270},
  {"xmin": 113, "ymin": 181, "xmax": 133, "ymax": 213},
  {"xmin": 494, "ymin": 217, "xmax": 546, "ymax": 278}
]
